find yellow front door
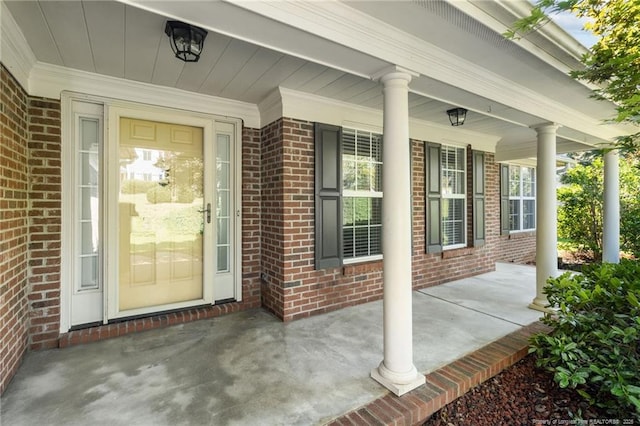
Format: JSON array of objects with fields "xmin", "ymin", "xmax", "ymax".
[{"xmin": 118, "ymin": 118, "xmax": 204, "ymax": 311}]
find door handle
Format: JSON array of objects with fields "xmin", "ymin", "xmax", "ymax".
[{"xmin": 199, "ymin": 203, "xmax": 212, "ymax": 224}]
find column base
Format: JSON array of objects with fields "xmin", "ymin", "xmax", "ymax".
[
  {"xmin": 528, "ymin": 297, "xmax": 553, "ymax": 313},
  {"xmin": 371, "ymin": 364, "xmax": 426, "ymax": 396}
]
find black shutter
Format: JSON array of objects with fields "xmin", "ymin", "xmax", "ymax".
[
  {"xmin": 425, "ymin": 142, "xmax": 442, "ymax": 253},
  {"xmin": 472, "ymin": 150, "xmax": 486, "ymax": 247},
  {"xmin": 500, "ymin": 164, "xmax": 510, "ymax": 235},
  {"xmin": 315, "ymin": 123, "xmax": 342, "ymax": 269}
]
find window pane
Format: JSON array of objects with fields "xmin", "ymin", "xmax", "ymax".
[
  {"xmin": 217, "ymin": 162, "xmax": 229, "ymax": 189},
  {"xmin": 341, "ymin": 128, "xmax": 383, "ymax": 260},
  {"xmin": 370, "ymin": 225, "xmax": 382, "ymax": 255},
  {"xmin": 343, "ymin": 157, "xmax": 357, "ymax": 191},
  {"xmin": 343, "ymin": 198, "xmax": 354, "ymax": 226},
  {"xmin": 80, "ymin": 152, "xmax": 99, "ymax": 185},
  {"xmin": 341, "ymin": 195, "xmax": 382, "ymax": 259},
  {"xmin": 442, "ymin": 198, "xmax": 464, "ymax": 246},
  {"xmin": 81, "ymin": 222, "xmax": 98, "ymax": 254},
  {"xmin": 509, "ymin": 200, "xmax": 520, "ymax": 231},
  {"xmin": 522, "ymin": 167, "xmax": 535, "ymax": 197},
  {"xmin": 78, "ymin": 117, "xmax": 100, "ymax": 291},
  {"xmin": 371, "ymin": 198, "xmax": 382, "ymax": 225},
  {"xmin": 80, "ymin": 256, "xmax": 98, "ymax": 289},
  {"xmin": 354, "ymin": 227, "xmax": 369, "ymax": 257},
  {"xmin": 217, "ymin": 246, "xmax": 229, "ymax": 272},
  {"xmin": 356, "ymin": 162, "xmax": 371, "ymax": 191},
  {"xmin": 343, "ymin": 129, "xmax": 356, "ymax": 155},
  {"xmin": 357, "ymin": 132, "xmax": 371, "ymax": 158},
  {"xmin": 441, "ymin": 146, "xmax": 466, "ymax": 246},
  {"xmin": 80, "ymin": 118, "xmax": 98, "ymax": 151},
  {"xmin": 216, "ymin": 134, "xmax": 231, "ymax": 273},
  {"xmin": 217, "ymin": 218, "xmax": 229, "ymax": 244},
  {"xmin": 523, "ymin": 200, "xmax": 536, "ymax": 229},
  {"xmin": 509, "ymin": 166, "xmax": 521, "ymax": 196},
  {"xmin": 217, "ymin": 190, "xmax": 229, "ymax": 216},
  {"xmin": 371, "ymin": 134, "xmax": 382, "ymax": 162},
  {"xmin": 354, "ymin": 197, "xmax": 369, "ymax": 225},
  {"xmin": 343, "ymin": 227, "xmax": 355, "ymax": 258},
  {"xmin": 441, "ymin": 147, "xmax": 465, "ymax": 196}
]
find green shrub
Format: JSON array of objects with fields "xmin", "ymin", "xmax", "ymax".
[
  {"xmin": 530, "ymin": 260, "xmax": 640, "ymax": 419},
  {"xmin": 121, "ymin": 179, "xmax": 157, "ymax": 194},
  {"xmin": 146, "ymin": 186, "xmax": 171, "ymax": 204}
]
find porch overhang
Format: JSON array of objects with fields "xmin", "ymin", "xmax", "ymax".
[{"xmin": 2, "ymin": 0, "xmax": 632, "ymax": 156}]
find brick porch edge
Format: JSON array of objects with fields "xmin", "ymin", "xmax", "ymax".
[{"xmin": 326, "ymin": 321, "xmax": 552, "ymax": 426}]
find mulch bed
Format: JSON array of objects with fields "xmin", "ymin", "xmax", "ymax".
[{"xmin": 422, "ymin": 355, "xmax": 618, "ymax": 426}]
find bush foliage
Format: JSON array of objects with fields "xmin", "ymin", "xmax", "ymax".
[
  {"xmin": 557, "ymin": 153, "xmax": 640, "ymax": 259},
  {"xmin": 530, "ymin": 260, "xmax": 640, "ymax": 418}
]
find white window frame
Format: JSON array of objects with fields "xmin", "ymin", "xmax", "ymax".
[
  {"xmin": 441, "ymin": 145, "xmax": 467, "ymax": 249},
  {"xmin": 341, "ymin": 127, "xmax": 383, "ymax": 264},
  {"xmin": 508, "ymin": 165, "xmax": 536, "ymax": 232}
]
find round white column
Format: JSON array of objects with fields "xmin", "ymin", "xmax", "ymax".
[
  {"xmin": 603, "ymin": 149, "xmax": 620, "ymax": 263},
  {"xmin": 530, "ymin": 124, "xmax": 560, "ymax": 312},
  {"xmin": 370, "ymin": 70, "xmax": 425, "ymax": 396}
]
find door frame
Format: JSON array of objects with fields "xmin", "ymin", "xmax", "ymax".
[{"xmin": 60, "ymin": 93, "xmax": 243, "ymax": 331}]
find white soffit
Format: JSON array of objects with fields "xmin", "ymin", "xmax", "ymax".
[
  {"xmin": 29, "ymin": 62, "xmax": 261, "ymax": 128},
  {"xmin": 275, "ymin": 87, "xmax": 499, "ymax": 151},
  {"xmin": 219, "ymin": 0, "xmax": 627, "ymax": 143}
]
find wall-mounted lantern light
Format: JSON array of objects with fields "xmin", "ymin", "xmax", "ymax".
[
  {"xmin": 164, "ymin": 20, "xmax": 208, "ymax": 62},
  {"xmin": 446, "ymin": 107, "xmax": 468, "ymax": 127}
]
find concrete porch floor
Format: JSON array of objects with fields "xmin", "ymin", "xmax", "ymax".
[{"xmin": 1, "ymin": 263, "xmax": 544, "ymax": 426}]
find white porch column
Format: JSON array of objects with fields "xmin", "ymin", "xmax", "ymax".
[
  {"xmin": 603, "ymin": 149, "xmax": 620, "ymax": 263},
  {"xmin": 530, "ymin": 123, "xmax": 560, "ymax": 312},
  {"xmin": 370, "ymin": 68, "xmax": 425, "ymax": 396}
]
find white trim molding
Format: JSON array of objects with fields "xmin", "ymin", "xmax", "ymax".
[{"xmin": 0, "ymin": 0, "xmax": 37, "ymax": 89}]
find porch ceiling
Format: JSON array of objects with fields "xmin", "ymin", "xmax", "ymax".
[{"xmin": 4, "ymin": 0, "xmax": 621, "ymax": 158}]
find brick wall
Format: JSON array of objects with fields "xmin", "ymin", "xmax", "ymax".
[
  {"xmin": 410, "ymin": 141, "xmax": 494, "ymax": 290},
  {"xmin": 241, "ymin": 127, "xmax": 262, "ymax": 306},
  {"xmin": 260, "ymin": 119, "xmax": 286, "ymax": 317},
  {"xmin": 0, "ymin": 65, "xmax": 30, "ymax": 394},
  {"xmin": 27, "ymin": 97, "xmax": 62, "ymax": 350},
  {"xmin": 260, "ymin": 118, "xmax": 534, "ymax": 322},
  {"xmin": 495, "ymin": 232, "xmax": 536, "ymax": 264},
  {"xmin": 278, "ymin": 119, "xmax": 386, "ymax": 321}
]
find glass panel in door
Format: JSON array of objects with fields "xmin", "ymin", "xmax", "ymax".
[{"xmin": 118, "ymin": 118, "xmax": 204, "ymax": 311}]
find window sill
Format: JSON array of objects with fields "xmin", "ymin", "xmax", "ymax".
[
  {"xmin": 508, "ymin": 230, "xmax": 536, "ymax": 239},
  {"xmin": 441, "ymin": 247, "xmax": 475, "ymax": 259},
  {"xmin": 343, "ymin": 259, "xmax": 383, "ymax": 276}
]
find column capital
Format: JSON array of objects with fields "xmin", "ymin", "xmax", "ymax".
[
  {"xmin": 372, "ymin": 65, "xmax": 419, "ymax": 84},
  {"xmin": 530, "ymin": 122, "xmax": 561, "ymax": 134}
]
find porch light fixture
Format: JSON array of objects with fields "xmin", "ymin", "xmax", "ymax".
[
  {"xmin": 446, "ymin": 107, "xmax": 468, "ymax": 127},
  {"xmin": 164, "ymin": 20, "xmax": 208, "ymax": 63}
]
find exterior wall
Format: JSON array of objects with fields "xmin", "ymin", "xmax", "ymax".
[
  {"xmin": 410, "ymin": 142, "xmax": 495, "ymax": 290},
  {"xmin": 27, "ymin": 97, "xmax": 62, "ymax": 350},
  {"xmin": 1, "ymin": 65, "xmax": 30, "ymax": 394},
  {"xmin": 495, "ymin": 232, "xmax": 537, "ymax": 264},
  {"xmin": 259, "ymin": 118, "xmax": 385, "ymax": 322},
  {"xmin": 260, "ymin": 119, "xmax": 286, "ymax": 317},
  {"xmin": 259, "ymin": 118, "xmax": 533, "ymax": 322},
  {"xmin": 241, "ymin": 127, "xmax": 263, "ymax": 306}
]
